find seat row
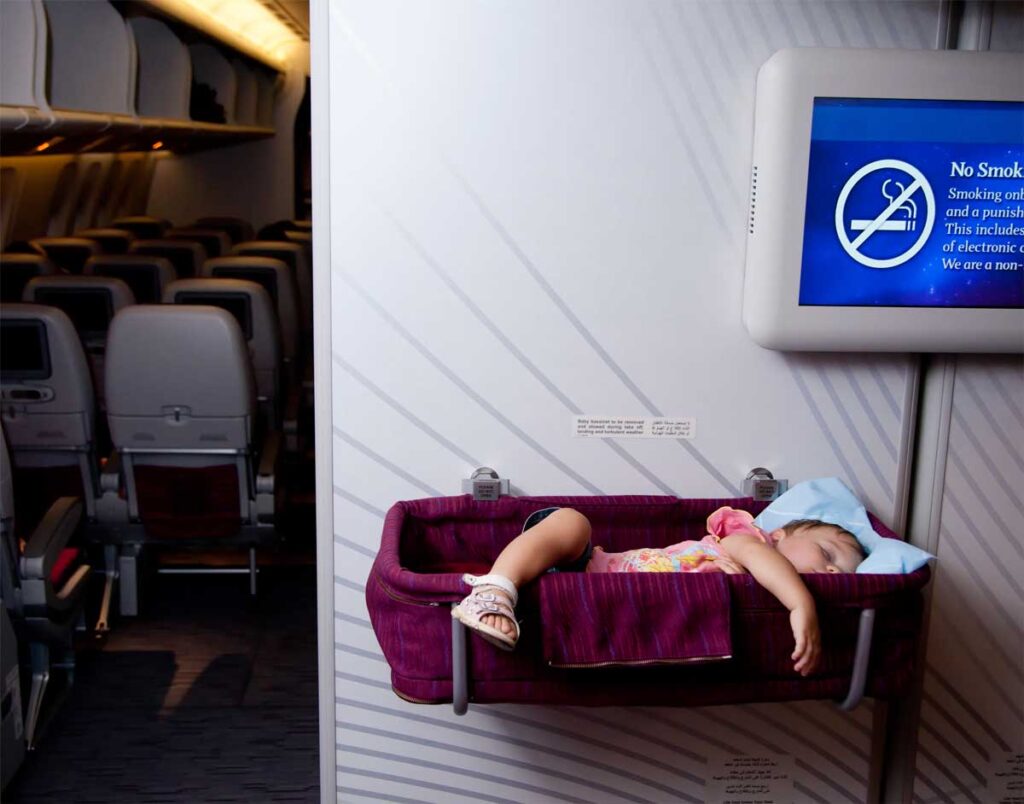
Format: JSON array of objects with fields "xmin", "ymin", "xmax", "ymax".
[
  {"xmin": 1, "ymin": 301, "xmax": 282, "ymax": 609},
  {"xmin": 2, "ymin": 237, "xmax": 312, "ymax": 331},
  {"xmin": 5, "ymin": 261, "xmax": 301, "ymax": 426}
]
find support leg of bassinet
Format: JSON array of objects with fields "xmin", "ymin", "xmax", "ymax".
[
  {"xmin": 837, "ymin": 608, "xmax": 876, "ymax": 712},
  {"xmin": 452, "ymin": 612, "xmax": 468, "ymax": 716}
]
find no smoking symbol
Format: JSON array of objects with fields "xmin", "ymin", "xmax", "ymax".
[{"xmin": 834, "ymin": 159, "xmax": 936, "ymax": 269}]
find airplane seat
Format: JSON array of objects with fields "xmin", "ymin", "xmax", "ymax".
[
  {"xmin": 73, "ymin": 228, "xmax": 135, "ymax": 255},
  {"xmin": 1, "ymin": 254, "xmax": 58, "ymax": 303},
  {"xmin": 22, "ymin": 276, "xmax": 135, "ymax": 410},
  {"xmin": 104, "ymin": 306, "xmax": 279, "ymax": 597},
  {"xmin": 110, "ymin": 216, "xmax": 170, "ymax": 240},
  {"xmin": 0, "ymin": 428, "xmax": 92, "ymax": 750},
  {"xmin": 0, "ymin": 305, "xmax": 99, "ymax": 528},
  {"xmin": 129, "ymin": 239, "xmax": 205, "ymax": 279},
  {"xmin": 29, "ymin": 238, "xmax": 101, "ymax": 275},
  {"xmin": 231, "ymin": 241, "xmax": 311, "ymax": 339},
  {"xmin": 84, "ymin": 254, "xmax": 177, "ymax": 304},
  {"xmin": 202, "ymin": 256, "xmax": 301, "ymax": 384},
  {"xmin": 3, "ymin": 241, "xmax": 47, "ymax": 257},
  {"xmin": 165, "ymin": 227, "xmax": 232, "ymax": 259},
  {"xmin": 163, "ymin": 278, "xmax": 282, "ymax": 429},
  {"xmin": 288, "ymin": 219, "xmax": 312, "ymax": 232},
  {"xmin": 193, "ymin": 217, "xmax": 254, "ymax": 245}
]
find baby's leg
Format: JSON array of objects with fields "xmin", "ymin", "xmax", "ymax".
[
  {"xmin": 492, "ymin": 508, "xmax": 592, "ymax": 585},
  {"xmin": 480, "ymin": 508, "xmax": 592, "ymax": 636}
]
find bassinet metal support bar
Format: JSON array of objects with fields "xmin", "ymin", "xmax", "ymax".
[
  {"xmin": 451, "ymin": 606, "xmax": 876, "ymax": 715},
  {"xmin": 837, "ymin": 608, "xmax": 876, "ymax": 711},
  {"xmin": 452, "ymin": 614, "xmax": 468, "ymax": 715}
]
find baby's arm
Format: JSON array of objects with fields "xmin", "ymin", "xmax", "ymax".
[{"xmin": 719, "ymin": 533, "xmax": 821, "ymax": 676}]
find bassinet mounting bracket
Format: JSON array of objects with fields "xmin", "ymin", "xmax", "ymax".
[
  {"xmin": 448, "ymin": 606, "xmax": 877, "ymax": 715},
  {"xmin": 462, "ymin": 467, "xmax": 510, "ymax": 501}
]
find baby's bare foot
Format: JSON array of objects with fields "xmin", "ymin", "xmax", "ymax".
[{"xmin": 481, "ymin": 613, "xmax": 515, "ymax": 635}]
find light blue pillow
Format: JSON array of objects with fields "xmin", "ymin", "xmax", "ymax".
[{"xmin": 753, "ymin": 478, "xmax": 934, "ymax": 574}]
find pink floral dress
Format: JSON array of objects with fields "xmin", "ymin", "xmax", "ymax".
[{"xmin": 585, "ymin": 507, "xmax": 776, "ymax": 575}]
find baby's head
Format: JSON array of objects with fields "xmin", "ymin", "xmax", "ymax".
[{"xmin": 773, "ymin": 519, "xmax": 864, "ymax": 574}]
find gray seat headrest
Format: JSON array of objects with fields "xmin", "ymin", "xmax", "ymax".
[
  {"xmin": 163, "ymin": 278, "xmax": 280, "ymax": 396},
  {"xmin": 74, "ymin": 228, "xmax": 136, "ymax": 254},
  {"xmin": 166, "ymin": 228, "xmax": 231, "ymax": 259},
  {"xmin": 0, "ymin": 303, "xmax": 95, "ymax": 448},
  {"xmin": 84, "ymin": 254, "xmax": 177, "ymax": 304},
  {"xmin": 25, "ymin": 275, "xmax": 135, "ymax": 308},
  {"xmin": 1, "ymin": 254, "xmax": 58, "ymax": 303},
  {"xmin": 105, "ymin": 306, "xmax": 255, "ymax": 451},
  {"xmin": 202, "ymin": 256, "xmax": 299, "ymax": 361},
  {"xmin": 129, "ymin": 239, "xmax": 206, "ymax": 279}
]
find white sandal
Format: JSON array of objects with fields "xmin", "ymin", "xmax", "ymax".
[{"xmin": 451, "ymin": 573, "xmax": 520, "ymax": 651}]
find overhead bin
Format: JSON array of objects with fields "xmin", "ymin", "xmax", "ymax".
[
  {"xmin": 0, "ymin": 0, "xmax": 277, "ymax": 156},
  {"xmin": 44, "ymin": 0, "xmax": 135, "ymax": 116},
  {"xmin": 129, "ymin": 17, "xmax": 191, "ymax": 120}
]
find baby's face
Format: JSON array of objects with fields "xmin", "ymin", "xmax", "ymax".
[{"xmin": 775, "ymin": 525, "xmax": 863, "ymax": 574}]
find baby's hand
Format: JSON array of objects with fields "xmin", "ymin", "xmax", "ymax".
[{"xmin": 789, "ymin": 605, "xmax": 821, "ymax": 676}]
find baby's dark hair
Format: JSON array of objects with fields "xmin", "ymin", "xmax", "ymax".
[{"xmin": 782, "ymin": 519, "xmax": 865, "ymax": 559}]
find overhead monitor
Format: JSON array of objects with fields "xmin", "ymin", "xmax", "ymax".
[{"xmin": 743, "ymin": 48, "xmax": 1024, "ymax": 352}]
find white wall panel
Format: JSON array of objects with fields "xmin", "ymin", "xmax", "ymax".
[
  {"xmin": 914, "ymin": 357, "xmax": 1024, "ymax": 802},
  {"xmin": 322, "ymin": 1, "xmax": 943, "ymax": 801}
]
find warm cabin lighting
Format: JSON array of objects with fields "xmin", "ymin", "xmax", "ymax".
[
  {"xmin": 147, "ymin": 0, "xmax": 303, "ymax": 70},
  {"xmin": 152, "ymin": 141, "xmax": 164, "ymax": 150},
  {"xmin": 33, "ymin": 137, "xmax": 61, "ymax": 153}
]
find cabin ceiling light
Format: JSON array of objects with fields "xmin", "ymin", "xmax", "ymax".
[{"xmin": 148, "ymin": 0, "xmax": 304, "ymax": 69}]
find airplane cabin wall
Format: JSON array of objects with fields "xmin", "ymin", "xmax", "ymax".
[
  {"xmin": 0, "ymin": 153, "xmax": 157, "ymax": 248},
  {"xmin": 311, "ymin": 1, "xmax": 1022, "ymax": 802}
]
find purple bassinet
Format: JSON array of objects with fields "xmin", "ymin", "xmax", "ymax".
[{"xmin": 366, "ymin": 495, "xmax": 929, "ymax": 708}]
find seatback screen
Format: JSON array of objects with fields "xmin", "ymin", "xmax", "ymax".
[
  {"xmin": 211, "ymin": 268, "xmax": 278, "ymax": 303},
  {"xmin": 34, "ymin": 287, "xmax": 114, "ymax": 336},
  {"xmin": 94, "ymin": 264, "xmax": 160, "ymax": 303},
  {"xmin": 0, "ymin": 320, "xmax": 51, "ymax": 380},
  {"xmin": 799, "ymin": 98, "xmax": 1024, "ymax": 308},
  {"xmin": 176, "ymin": 292, "xmax": 253, "ymax": 339}
]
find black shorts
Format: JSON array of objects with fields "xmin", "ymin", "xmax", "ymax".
[{"xmin": 522, "ymin": 507, "xmax": 594, "ymax": 573}]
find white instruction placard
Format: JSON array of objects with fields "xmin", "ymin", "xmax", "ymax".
[
  {"xmin": 706, "ymin": 755, "xmax": 795, "ymax": 804},
  {"xmin": 991, "ymin": 752, "xmax": 1024, "ymax": 803},
  {"xmin": 573, "ymin": 416, "xmax": 695, "ymax": 439}
]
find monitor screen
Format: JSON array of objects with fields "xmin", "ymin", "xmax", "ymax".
[
  {"xmin": 799, "ymin": 98, "xmax": 1024, "ymax": 309},
  {"xmin": 211, "ymin": 268, "xmax": 278, "ymax": 303},
  {"xmin": 94, "ymin": 264, "xmax": 160, "ymax": 303},
  {"xmin": 176, "ymin": 292, "xmax": 253, "ymax": 339},
  {"xmin": 34, "ymin": 287, "xmax": 114, "ymax": 336},
  {"xmin": 136, "ymin": 245, "xmax": 196, "ymax": 278},
  {"xmin": 0, "ymin": 320, "xmax": 50, "ymax": 380},
  {"xmin": 1, "ymin": 265, "xmax": 38, "ymax": 302}
]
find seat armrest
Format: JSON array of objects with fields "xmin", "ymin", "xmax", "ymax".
[
  {"xmin": 257, "ymin": 431, "xmax": 281, "ymax": 495},
  {"xmin": 100, "ymin": 450, "xmax": 122, "ymax": 493},
  {"xmin": 20, "ymin": 497, "xmax": 83, "ymax": 580}
]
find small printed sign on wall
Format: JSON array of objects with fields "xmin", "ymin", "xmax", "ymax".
[
  {"xmin": 706, "ymin": 754, "xmax": 795, "ymax": 804},
  {"xmin": 573, "ymin": 416, "xmax": 696, "ymax": 439},
  {"xmin": 991, "ymin": 752, "xmax": 1024, "ymax": 803}
]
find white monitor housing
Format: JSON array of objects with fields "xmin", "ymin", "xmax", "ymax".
[{"xmin": 743, "ymin": 48, "xmax": 1024, "ymax": 353}]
